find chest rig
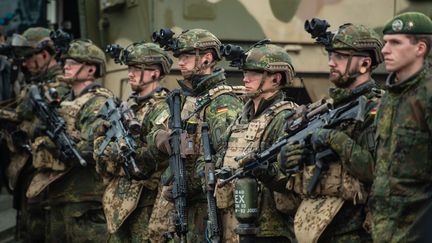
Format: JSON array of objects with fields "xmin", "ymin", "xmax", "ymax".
[
  {"xmin": 58, "ymin": 87, "xmax": 112, "ymax": 141},
  {"xmin": 179, "ymin": 85, "xmax": 245, "ymax": 162},
  {"xmin": 132, "ymin": 89, "xmax": 168, "ymax": 123},
  {"xmin": 223, "ymin": 101, "xmax": 297, "ymax": 169}
]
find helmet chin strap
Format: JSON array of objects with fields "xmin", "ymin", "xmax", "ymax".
[
  {"xmin": 246, "ymin": 71, "xmax": 282, "ymax": 98},
  {"xmin": 58, "ymin": 63, "xmax": 94, "ymax": 84},
  {"xmin": 183, "ymin": 49, "xmax": 215, "ymax": 79},
  {"xmin": 336, "ymin": 54, "xmax": 363, "ymax": 88},
  {"xmin": 135, "ymin": 66, "xmax": 159, "ymax": 90}
]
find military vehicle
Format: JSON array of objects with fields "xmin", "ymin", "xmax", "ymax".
[{"xmin": 1, "ymin": 0, "xmax": 432, "ymax": 103}]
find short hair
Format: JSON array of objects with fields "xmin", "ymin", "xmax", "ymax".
[{"xmin": 407, "ymin": 34, "xmax": 432, "ymax": 58}]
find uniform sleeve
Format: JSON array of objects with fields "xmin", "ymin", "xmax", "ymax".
[
  {"xmin": 77, "ymin": 95, "xmax": 109, "ymax": 151},
  {"xmin": 329, "ymin": 100, "xmax": 377, "ymax": 184},
  {"xmin": 136, "ymin": 100, "xmax": 171, "ymax": 172},
  {"xmin": 260, "ymin": 110, "xmax": 295, "ymax": 192},
  {"xmin": 195, "ymin": 94, "xmax": 243, "ymax": 178}
]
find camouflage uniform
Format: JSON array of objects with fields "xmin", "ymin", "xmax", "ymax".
[
  {"xmin": 4, "ymin": 27, "xmax": 70, "ymax": 243},
  {"xmin": 25, "ymin": 40, "xmax": 111, "ymax": 242},
  {"xmin": 93, "ymin": 42, "xmax": 173, "ymax": 242},
  {"xmin": 278, "ymin": 24, "xmax": 384, "ymax": 243},
  {"xmin": 216, "ymin": 43, "xmax": 298, "ymax": 242},
  {"xmin": 370, "ymin": 12, "xmax": 432, "ymax": 243},
  {"xmin": 146, "ymin": 29, "xmax": 244, "ymax": 242}
]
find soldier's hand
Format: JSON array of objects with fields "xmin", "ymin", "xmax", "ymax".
[
  {"xmin": 94, "ymin": 136, "xmax": 125, "ymax": 177},
  {"xmin": 310, "ymin": 128, "xmax": 352, "ymax": 157},
  {"xmin": 278, "ymin": 142, "xmax": 313, "ymax": 174},
  {"xmin": 310, "ymin": 128, "xmax": 336, "ymax": 150},
  {"xmin": 94, "ymin": 120, "xmax": 111, "ymax": 138},
  {"xmin": 251, "ymin": 164, "xmax": 277, "ymax": 183},
  {"xmin": 154, "ymin": 129, "xmax": 172, "ymax": 155}
]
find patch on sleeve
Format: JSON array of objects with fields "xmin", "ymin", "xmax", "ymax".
[
  {"xmin": 155, "ymin": 109, "xmax": 170, "ymax": 125},
  {"xmin": 370, "ymin": 107, "xmax": 377, "ymax": 116},
  {"xmin": 216, "ymin": 106, "xmax": 228, "ymax": 113}
]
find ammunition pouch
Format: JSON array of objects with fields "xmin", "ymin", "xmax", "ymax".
[
  {"xmin": 32, "ymin": 136, "xmax": 66, "ymax": 171},
  {"xmin": 291, "ymin": 163, "xmax": 367, "ymax": 204},
  {"xmin": 215, "ymin": 179, "xmax": 235, "ymax": 209}
]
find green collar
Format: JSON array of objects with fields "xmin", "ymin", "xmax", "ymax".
[{"xmin": 386, "ymin": 64, "xmax": 430, "ymax": 94}]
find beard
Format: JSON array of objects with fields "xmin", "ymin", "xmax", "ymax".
[
  {"xmin": 130, "ymin": 83, "xmax": 143, "ymax": 93},
  {"xmin": 329, "ymin": 66, "xmax": 359, "ymax": 87}
]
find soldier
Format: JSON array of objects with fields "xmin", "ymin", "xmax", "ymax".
[
  {"xmin": 93, "ymin": 42, "xmax": 173, "ymax": 242},
  {"xmin": 215, "ymin": 42, "xmax": 298, "ymax": 242},
  {"xmin": 25, "ymin": 39, "xmax": 112, "ymax": 242},
  {"xmin": 370, "ymin": 12, "xmax": 432, "ymax": 242},
  {"xmin": 4, "ymin": 27, "xmax": 70, "ymax": 243},
  {"xmin": 146, "ymin": 28, "xmax": 244, "ymax": 242},
  {"xmin": 278, "ymin": 23, "xmax": 384, "ymax": 242}
]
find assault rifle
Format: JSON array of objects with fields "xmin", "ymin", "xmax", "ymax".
[
  {"xmin": 218, "ymin": 96, "xmax": 367, "ymax": 192},
  {"xmin": 201, "ymin": 122, "xmax": 221, "ymax": 243},
  {"xmin": 28, "ymin": 84, "xmax": 86, "ymax": 166},
  {"xmin": 167, "ymin": 90, "xmax": 188, "ymax": 242},
  {"xmin": 95, "ymin": 98, "xmax": 146, "ymax": 180}
]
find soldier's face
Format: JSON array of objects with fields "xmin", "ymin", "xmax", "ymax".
[
  {"xmin": 127, "ymin": 65, "xmax": 157, "ymax": 91},
  {"xmin": 327, "ymin": 50, "xmax": 363, "ymax": 85},
  {"xmin": 243, "ymin": 70, "xmax": 274, "ymax": 94},
  {"xmin": 63, "ymin": 58, "xmax": 93, "ymax": 80},
  {"xmin": 382, "ymin": 34, "xmax": 421, "ymax": 73},
  {"xmin": 22, "ymin": 51, "xmax": 45, "ymax": 75},
  {"xmin": 178, "ymin": 53, "xmax": 196, "ymax": 76}
]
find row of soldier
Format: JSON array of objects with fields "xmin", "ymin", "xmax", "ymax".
[{"xmin": 0, "ymin": 11, "xmax": 431, "ymax": 243}]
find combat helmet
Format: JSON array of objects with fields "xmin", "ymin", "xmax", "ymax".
[
  {"xmin": 243, "ymin": 43, "xmax": 295, "ymax": 86},
  {"xmin": 173, "ymin": 28, "xmax": 222, "ymax": 60},
  {"xmin": 62, "ymin": 39, "xmax": 106, "ymax": 77},
  {"xmin": 12, "ymin": 27, "xmax": 55, "ymax": 57},
  {"xmin": 124, "ymin": 42, "xmax": 173, "ymax": 76},
  {"xmin": 327, "ymin": 23, "xmax": 384, "ymax": 68}
]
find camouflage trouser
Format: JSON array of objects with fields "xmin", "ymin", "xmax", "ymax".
[
  {"xmin": 147, "ymin": 185, "xmax": 176, "ymax": 242},
  {"xmin": 107, "ymin": 205, "xmax": 153, "ymax": 243},
  {"xmin": 146, "ymin": 185, "xmax": 208, "ymax": 243},
  {"xmin": 19, "ymin": 201, "xmax": 45, "ymax": 243},
  {"xmin": 16, "ymin": 169, "xmax": 45, "ymax": 243},
  {"xmin": 45, "ymin": 201, "xmax": 108, "ymax": 243}
]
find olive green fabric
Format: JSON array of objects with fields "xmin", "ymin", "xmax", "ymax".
[
  {"xmin": 146, "ymin": 71, "xmax": 244, "ymax": 242},
  {"xmin": 328, "ymin": 23, "xmax": 383, "ymax": 67},
  {"xmin": 124, "ymin": 42, "xmax": 173, "ymax": 76},
  {"xmin": 173, "ymin": 28, "xmax": 222, "ymax": 59},
  {"xmin": 383, "ymin": 11, "xmax": 432, "ymax": 35},
  {"xmin": 243, "ymin": 43, "xmax": 295, "ymax": 85},
  {"xmin": 62, "ymin": 40, "xmax": 106, "ymax": 77},
  {"xmin": 371, "ymin": 64, "xmax": 432, "ymax": 242}
]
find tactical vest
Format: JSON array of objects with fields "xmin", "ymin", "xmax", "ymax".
[
  {"xmin": 215, "ymin": 100, "xmax": 297, "ymax": 241},
  {"xmin": 180, "ymin": 85, "xmax": 245, "ymax": 162},
  {"xmin": 132, "ymin": 89, "xmax": 169, "ymax": 123},
  {"xmin": 223, "ymin": 101, "xmax": 297, "ymax": 169},
  {"xmin": 292, "ymin": 90, "xmax": 383, "ymax": 243},
  {"xmin": 58, "ymin": 87, "xmax": 112, "ymax": 140},
  {"xmin": 103, "ymin": 89, "xmax": 169, "ymax": 233}
]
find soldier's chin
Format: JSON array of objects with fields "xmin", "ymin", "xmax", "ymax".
[{"xmin": 130, "ymin": 85, "xmax": 142, "ymax": 92}]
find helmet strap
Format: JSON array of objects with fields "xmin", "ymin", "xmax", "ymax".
[
  {"xmin": 337, "ymin": 54, "xmax": 362, "ymax": 88},
  {"xmin": 137, "ymin": 65, "xmax": 159, "ymax": 87},
  {"xmin": 247, "ymin": 71, "xmax": 273, "ymax": 98},
  {"xmin": 59, "ymin": 63, "xmax": 95, "ymax": 84}
]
